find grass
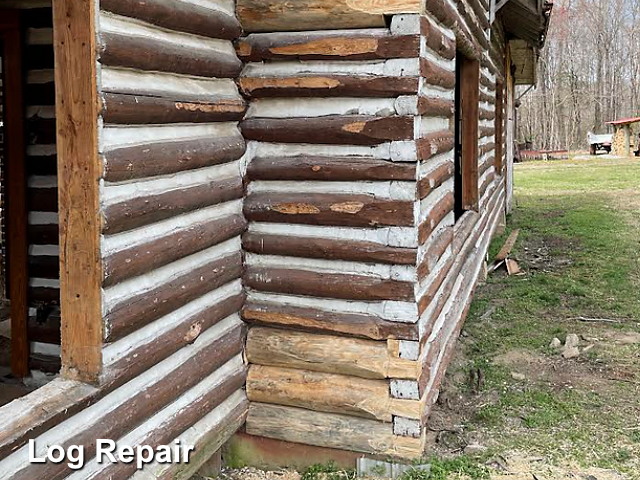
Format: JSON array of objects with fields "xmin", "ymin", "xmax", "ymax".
[{"xmin": 454, "ymin": 156, "xmax": 640, "ymax": 477}]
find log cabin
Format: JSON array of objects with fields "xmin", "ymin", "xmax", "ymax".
[{"xmin": 0, "ymin": 0, "xmax": 551, "ymax": 476}]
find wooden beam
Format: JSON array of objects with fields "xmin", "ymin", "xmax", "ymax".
[
  {"xmin": 53, "ymin": 0, "xmax": 103, "ymax": 383},
  {"xmin": 1, "ymin": 9, "xmax": 30, "ymax": 378}
]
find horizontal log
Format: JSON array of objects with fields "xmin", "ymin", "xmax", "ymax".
[
  {"xmin": 236, "ymin": 32, "xmax": 419, "ymax": 61},
  {"xmin": 416, "ymin": 130, "xmax": 455, "ymax": 160},
  {"xmin": 102, "ymin": 135, "xmax": 245, "ymax": 182},
  {"xmin": 417, "ymin": 226, "xmax": 453, "ymax": 280},
  {"xmin": 479, "ymin": 171, "xmax": 495, "ymax": 200},
  {"xmin": 26, "ymin": 117, "xmax": 56, "ymax": 145},
  {"xmin": 101, "ymin": 93, "xmax": 247, "ymax": 124},
  {"xmin": 29, "ymin": 315, "xmax": 61, "ymax": 345},
  {"xmin": 28, "ymin": 187, "xmax": 57, "ymax": 212},
  {"xmin": 479, "ymin": 142, "xmax": 495, "ymax": 156},
  {"xmin": 479, "ymin": 109, "xmax": 495, "ymax": 121},
  {"xmin": 418, "ymin": 192, "xmax": 454, "ymax": 243},
  {"xmin": 244, "ymin": 192, "xmax": 414, "ymax": 228},
  {"xmin": 237, "ymin": 0, "xmax": 420, "ymax": 33},
  {"xmin": 240, "ymin": 116, "xmax": 414, "ymax": 145},
  {"xmin": 238, "ymin": 76, "xmax": 419, "ymax": 98},
  {"xmin": 247, "ymin": 156, "xmax": 416, "ymax": 182},
  {"xmin": 416, "ymin": 254, "xmax": 453, "ymax": 314},
  {"xmin": 245, "ymin": 267, "xmax": 415, "ymax": 302},
  {"xmin": 246, "ymin": 327, "xmax": 418, "ymax": 380},
  {"xmin": 242, "ymin": 301, "xmax": 418, "ymax": 341},
  {"xmin": 479, "ymin": 155, "xmax": 495, "ymax": 176},
  {"xmin": 25, "ymin": 82, "xmax": 56, "ymax": 106},
  {"xmin": 105, "ymin": 252, "xmax": 243, "ymax": 342},
  {"xmin": 100, "ymin": 0, "xmax": 242, "ymax": 40},
  {"xmin": 102, "ymin": 176, "xmax": 243, "ymax": 234},
  {"xmin": 457, "ymin": 1, "xmax": 489, "ymax": 51},
  {"xmin": 420, "ymin": 17, "xmax": 456, "ymax": 60},
  {"xmin": 418, "ymin": 161, "xmax": 454, "ymax": 199},
  {"xmin": 99, "ymin": 31, "xmax": 242, "ymax": 78},
  {"xmin": 243, "ymin": 232, "xmax": 416, "ymax": 265},
  {"xmin": 25, "ymin": 45, "xmax": 54, "ymax": 70},
  {"xmin": 29, "ymin": 286, "xmax": 59, "ymax": 303},
  {"xmin": 28, "ymin": 224, "xmax": 59, "ymax": 245},
  {"xmin": 247, "ymin": 365, "xmax": 397, "ymax": 421},
  {"xmin": 28, "ymin": 255, "xmax": 59, "ymax": 279},
  {"xmin": 423, "ymin": 0, "xmax": 481, "ymax": 60},
  {"xmin": 480, "ymin": 73, "xmax": 494, "ymax": 89},
  {"xmin": 417, "ymin": 96, "xmax": 454, "ymax": 118},
  {"xmin": 103, "ymin": 214, "xmax": 246, "ymax": 287},
  {"xmin": 420, "ymin": 58, "xmax": 455, "ymax": 89},
  {"xmin": 479, "ymin": 125, "xmax": 495, "ymax": 138},
  {"xmin": 29, "ymin": 354, "xmax": 61, "ymax": 374},
  {"xmin": 246, "ymin": 403, "xmax": 423, "ymax": 459},
  {"xmin": 27, "ymin": 154, "xmax": 57, "ymax": 176}
]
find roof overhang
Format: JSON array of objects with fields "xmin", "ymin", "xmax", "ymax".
[{"xmin": 510, "ymin": 39, "xmax": 538, "ymax": 85}]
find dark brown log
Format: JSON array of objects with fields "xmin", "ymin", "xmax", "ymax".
[
  {"xmin": 29, "ymin": 315, "xmax": 61, "ymax": 345},
  {"xmin": 242, "ymin": 301, "xmax": 418, "ymax": 341},
  {"xmin": 417, "ymin": 226, "xmax": 453, "ymax": 280},
  {"xmin": 29, "ymin": 286, "xmax": 59, "ymax": 303},
  {"xmin": 28, "ymin": 224, "xmax": 59, "ymax": 245},
  {"xmin": 420, "ymin": 17, "xmax": 456, "ymax": 60},
  {"xmin": 25, "ymin": 81, "xmax": 56, "ymax": 106},
  {"xmin": 452, "ymin": 210, "xmax": 478, "ymax": 255},
  {"xmin": 240, "ymin": 116, "xmax": 414, "ymax": 145},
  {"xmin": 101, "ymin": 93, "xmax": 247, "ymax": 124},
  {"xmin": 418, "ymin": 161, "xmax": 454, "ymax": 199},
  {"xmin": 105, "ymin": 252, "xmax": 243, "ymax": 342},
  {"xmin": 27, "ymin": 187, "xmax": 58, "ymax": 212},
  {"xmin": 416, "ymin": 130, "xmax": 455, "ymax": 160},
  {"xmin": 479, "ymin": 142, "xmax": 495, "ymax": 156},
  {"xmin": 29, "ymin": 354, "xmax": 61, "ymax": 374},
  {"xmin": 480, "ymin": 72, "xmax": 494, "ymax": 89},
  {"xmin": 479, "ymin": 170, "xmax": 495, "ymax": 200},
  {"xmin": 105, "ymin": 296, "xmax": 245, "ymax": 383},
  {"xmin": 27, "ymin": 154, "xmax": 57, "ymax": 176},
  {"xmin": 416, "ymin": 254, "xmax": 453, "ymax": 314},
  {"xmin": 423, "ymin": 0, "xmax": 481, "ymax": 60},
  {"xmin": 99, "ymin": 31, "xmax": 242, "ymax": 78},
  {"xmin": 420, "ymin": 58, "xmax": 455, "ymax": 89},
  {"xmin": 247, "ymin": 156, "xmax": 415, "ymax": 181},
  {"xmin": 28, "ymin": 255, "xmax": 59, "ymax": 279},
  {"xmin": 24, "ymin": 45, "xmax": 54, "ymax": 70},
  {"xmin": 26, "ymin": 116, "xmax": 57, "ymax": 145},
  {"xmin": 479, "ymin": 125, "xmax": 495, "ymax": 137},
  {"xmin": 456, "ymin": 0, "xmax": 489, "ymax": 50},
  {"xmin": 417, "ymin": 96, "xmax": 454, "ymax": 118},
  {"xmin": 479, "ymin": 109, "xmax": 495, "ymax": 121},
  {"xmin": 236, "ymin": 32, "xmax": 419, "ymax": 61},
  {"xmin": 102, "ymin": 176, "xmax": 243, "ymax": 234},
  {"xmin": 243, "ymin": 232, "xmax": 416, "ymax": 265},
  {"xmin": 102, "ymin": 135, "xmax": 245, "ymax": 182},
  {"xmin": 244, "ymin": 192, "xmax": 414, "ymax": 228},
  {"xmin": 21, "ymin": 7, "xmax": 53, "ymax": 28},
  {"xmin": 245, "ymin": 267, "xmax": 415, "ymax": 302},
  {"xmin": 103, "ymin": 214, "xmax": 246, "ymax": 287},
  {"xmin": 238, "ymin": 76, "xmax": 419, "ymax": 98},
  {"xmin": 418, "ymin": 192, "xmax": 454, "ymax": 243},
  {"xmin": 468, "ymin": 0, "xmax": 490, "ymax": 31},
  {"xmin": 100, "ymin": 0, "xmax": 243, "ymax": 40},
  {"xmin": 479, "ymin": 154, "xmax": 494, "ymax": 176}
]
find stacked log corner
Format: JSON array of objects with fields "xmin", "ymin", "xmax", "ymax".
[{"xmin": 238, "ymin": 0, "xmax": 507, "ymax": 460}]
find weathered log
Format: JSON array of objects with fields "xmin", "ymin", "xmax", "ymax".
[
  {"xmin": 102, "ymin": 135, "xmax": 245, "ymax": 182},
  {"xmin": 479, "ymin": 125, "xmax": 495, "ymax": 138},
  {"xmin": 25, "ymin": 81, "xmax": 56, "ymax": 106},
  {"xmin": 418, "ymin": 161, "xmax": 454, "ymax": 199},
  {"xmin": 26, "ymin": 116, "xmax": 57, "ymax": 145},
  {"xmin": 29, "ymin": 286, "xmax": 59, "ymax": 303},
  {"xmin": 420, "ymin": 58, "xmax": 455, "ymax": 89},
  {"xmin": 456, "ymin": 0, "xmax": 489, "ymax": 51},
  {"xmin": 416, "ymin": 130, "xmax": 455, "ymax": 161},
  {"xmin": 244, "ymin": 192, "xmax": 414, "ymax": 228},
  {"xmin": 101, "ymin": 93, "xmax": 247, "ymax": 124},
  {"xmin": 479, "ymin": 171, "xmax": 495, "ymax": 200},
  {"xmin": 246, "ymin": 327, "xmax": 418, "ymax": 380},
  {"xmin": 479, "ymin": 109, "xmax": 495, "ymax": 121},
  {"xmin": 423, "ymin": 0, "xmax": 481, "ymax": 60},
  {"xmin": 28, "ymin": 224, "xmax": 59, "ymax": 245},
  {"xmin": 246, "ymin": 403, "xmax": 423, "ymax": 459},
  {"xmin": 105, "ymin": 252, "xmax": 243, "ymax": 342},
  {"xmin": 27, "ymin": 187, "xmax": 57, "ymax": 212},
  {"xmin": 102, "ymin": 176, "xmax": 243, "ymax": 234},
  {"xmin": 480, "ymin": 72, "xmax": 494, "ymax": 89},
  {"xmin": 29, "ymin": 354, "xmax": 61, "ymax": 374},
  {"xmin": 243, "ymin": 232, "xmax": 416, "ymax": 265},
  {"xmin": 238, "ymin": 76, "xmax": 419, "ymax": 98},
  {"xmin": 417, "ymin": 96, "xmax": 455, "ymax": 118},
  {"xmin": 236, "ymin": 31, "xmax": 419, "ymax": 61},
  {"xmin": 27, "ymin": 153, "xmax": 57, "ymax": 176},
  {"xmin": 417, "ymin": 226, "xmax": 453, "ymax": 280},
  {"xmin": 28, "ymin": 255, "xmax": 59, "ymax": 279},
  {"xmin": 416, "ymin": 255, "xmax": 454, "ymax": 314},
  {"xmin": 240, "ymin": 116, "xmax": 414, "ymax": 145},
  {"xmin": 28, "ymin": 315, "xmax": 61, "ymax": 345},
  {"xmin": 452, "ymin": 211, "xmax": 478, "ymax": 255},
  {"xmin": 420, "ymin": 17, "xmax": 456, "ymax": 60},
  {"xmin": 99, "ymin": 31, "xmax": 242, "ymax": 78},
  {"xmin": 25, "ymin": 45, "xmax": 54, "ymax": 70},
  {"xmin": 245, "ymin": 267, "xmax": 415, "ymax": 302},
  {"xmin": 103, "ymin": 214, "xmax": 246, "ymax": 287},
  {"xmin": 242, "ymin": 301, "xmax": 419, "ymax": 341},
  {"xmin": 418, "ymin": 192, "xmax": 454, "ymax": 243},
  {"xmin": 100, "ymin": 0, "xmax": 243, "ymax": 40},
  {"xmin": 479, "ymin": 142, "xmax": 495, "ymax": 156},
  {"xmin": 237, "ymin": 0, "xmax": 420, "ymax": 33},
  {"xmin": 247, "ymin": 156, "xmax": 415, "ymax": 182}
]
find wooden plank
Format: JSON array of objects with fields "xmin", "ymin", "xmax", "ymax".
[
  {"xmin": 246, "ymin": 327, "xmax": 418, "ymax": 380},
  {"xmin": 240, "ymin": 116, "xmax": 414, "ymax": 145},
  {"xmin": 246, "ymin": 403, "xmax": 423, "ymax": 459},
  {"xmin": 236, "ymin": 31, "xmax": 419, "ymax": 61},
  {"xmin": 243, "ymin": 232, "xmax": 416, "ymax": 265},
  {"xmin": 102, "ymin": 135, "xmax": 246, "ymax": 182},
  {"xmin": 102, "ymin": 176, "xmax": 243, "ymax": 234},
  {"xmin": 237, "ymin": 0, "xmax": 421, "ymax": 33},
  {"xmin": 242, "ymin": 301, "xmax": 419, "ymax": 341},
  {"xmin": 101, "ymin": 93, "xmax": 247, "ymax": 124},
  {"xmin": 1, "ymin": 10, "xmax": 29, "ymax": 378},
  {"xmin": 100, "ymin": 0, "xmax": 242, "ymax": 40},
  {"xmin": 416, "ymin": 130, "xmax": 455, "ymax": 161},
  {"xmin": 238, "ymin": 76, "xmax": 419, "ymax": 98},
  {"xmin": 244, "ymin": 192, "xmax": 414, "ymax": 228},
  {"xmin": 494, "ymin": 229, "xmax": 519, "ymax": 262},
  {"xmin": 103, "ymin": 214, "xmax": 246, "ymax": 287},
  {"xmin": 245, "ymin": 267, "xmax": 415, "ymax": 302},
  {"xmin": 247, "ymin": 156, "xmax": 416, "ymax": 182},
  {"xmin": 105, "ymin": 252, "xmax": 243, "ymax": 342}
]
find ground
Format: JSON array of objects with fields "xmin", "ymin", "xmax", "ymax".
[{"xmin": 206, "ymin": 155, "xmax": 640, "ymax": 480}]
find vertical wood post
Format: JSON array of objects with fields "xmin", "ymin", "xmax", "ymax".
[
  {"xmin": 53, "ymin": 0, "xmax": 103, "ymax": 383},
  {"xmin": 460, "ymin": 57, "xmax": 480, "ymax": 211},
  {"xmin": 495, "ymin": 82, "xmax": 504, "ymax": 175},
  {"xmin": 1, "ymin": 10, "xmax": 30, "ymax": 378},
  {"xmin": 624, "ymin": 125, "xmax": 631, "ymax": 157}
]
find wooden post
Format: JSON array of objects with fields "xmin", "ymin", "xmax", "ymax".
[
  {"xmin": 624, "ymin": 125, "xmax": 631, "ymax": 157},
  {"xmin": 1, "ymin": 10, "xmax": 30, "ymax": 378},
  {"xmin": 53, "ymin": 0, "xmax": 103, "ymax": 383}
]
